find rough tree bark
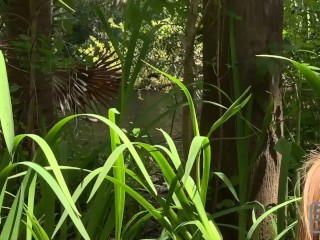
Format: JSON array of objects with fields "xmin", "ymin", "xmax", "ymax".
[
  {"xmin": 182, "ymin": 0, "xmax": 200, "ymax": 159},
  {"xmin": 7, "ymin": 0, "xmax": 54, "ymax": 135},
  {"xmin": 232, "ymin": 1, "xmax": 284, "ymax": 238},
  {"xmin": 201, "ymin": 0, "xmax": 283, "ymax": 239}
]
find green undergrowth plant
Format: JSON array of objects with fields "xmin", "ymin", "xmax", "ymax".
[{"xmin": 1, "ymin": 49, "xmax": 305, "ymax": 240}]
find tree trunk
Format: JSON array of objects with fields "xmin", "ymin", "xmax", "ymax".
[
  {"xmin": 182, "ymin": 0, "xmax": 199, "ymax": 159},
  {"xmin": 233, "ymin": 1, "xmax": 283, "ymax": 239},
  {"xmin": 201, "ymin": 0, "xmax": 283, "ymax": 238},
  {"xmin": 201, "ymin": 0, "xmax": 238, "ymax": 238},
  {"xmin": 7, "ymin": 0, "xmax": 54, "ymax": 136}
]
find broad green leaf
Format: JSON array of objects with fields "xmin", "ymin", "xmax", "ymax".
[
  {"xmin": 183, "ymin": 136, "xmax": 211, "ymax": 203},
  {"xmin": 0, "ymin": 50, "xmax": 15, "ymax": 155},
  {"xmin": 258, "ymin": 55, "xmax": 320, "ymax": 95},
  {"xmin": 183, "ymin": 136, "xmax": 206, "ymax": 182}
]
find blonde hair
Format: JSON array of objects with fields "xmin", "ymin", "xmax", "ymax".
[{"xmin": 298, "ymin": 151, "xmax": 320, "ymax": 240}]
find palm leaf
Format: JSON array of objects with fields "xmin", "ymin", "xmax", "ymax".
[{"xmin": 53, "ymin": 50, "xmax": 121, "ymax": 114}]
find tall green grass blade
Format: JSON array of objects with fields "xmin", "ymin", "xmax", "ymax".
[
  {"xmin": 26, "ymin": 174, "xmax": 37, "ymax": 240},
  {"xmin": 125, "ymin": 25, "xmax": 161, "ymax": 97},
  {"xmin": 0, "ymin": 50, "xmax": 15, "ymax": 155},
  {"xmin": 0, "ymin": 170, "xmax": 29, "ymax": 240},
  {"xmin": 144, "ymin": 63, "xmax": 199, "ymax": 137},
  {"xmin": 57, "ymin": 0, "xmax": 75, "ymax": 12},
  {"xmin": 41, "ymin": 182, "xmax": 55, "ymax": 235},
  {"xmin": 150, "ymin": 131, "xmax": 220, "ymax": 238},
  {"xmin": 54, "ymin": 144, "xmax": 139, "ymax": 238},
  {"xmin": 85, "ymin": 181, "xmax": 114, "ymax": 239},
  {"xmin": 98, "ymin": 206, "xmax": 116, "ymax": 240},
  {"xmin": 274, "ymin": 220, "xmax": 298, "ymax": 240},
  {"xmin": 104, "ymin": 175, "xmax": 174, "ymax": 231},
  {"xmin": 24, "ymin": 222, "xmax": 40, "ymax": 240},
  {"xmin": 183, "ymin": 175, "xmax": 221, "ymax": 239},
  {"xmin": 207, "ymin": 87, "xmax": 251, "ymax": 138},
  {"xmin": 120, "ymin": 2, "xmax": 144, "ymax": 115},
  {"xmin": 0, "ymin": 188, "xmax": 20, "ymax": 239},
  {"xmin": 212, "ymin": 172, "xmax": 239, "ymax": 202},
  {"xmin": 274, "ymin": 138, "xmax": 305, "ymax": 234},
  {"xmin": 137, "ymin": 143, "xmax": 194, "ymax": 216},
  {"xmin": 83, "ymin": 114, "xmax": 156, "ymax": 195},
  {"xmin": 246, "ymin": 197, "xmax": 301, "ymax": 240},
  {"xmin": 52, "ymin": 167, "xmax": 114, "ymax": 239},
  {"xmin": 183, "ymin": 136, "xmax": 206, "ymax": 182},
  {"xmin": 11, "ymin": 185, "xmax": 25, "ymax": 240},
  {"xmin": 18, "ymin": 134, "xmax": 79, "ymax": 217},
  {"xmin": 108, "ymin": 108, "xmax": 125, "ymax": 240},
  {"xmin": 0, "ymin": 161, "xmax": 90, "ymax": 240},
  {"xmin": 155, "ymin": 131, "xmax": 206, "ymax": 216},
  {"xmin": 55, "ymin": 139, "xmax": 69, "ymax": 240},
  {"xmin": 183, "ymin": 136, "xmax": 211, "ymax": 203},
  {"xmin": 118, "ymin": 167, "xmax": 193, "ymax": 239},
  {"xmin": 24, "ymin": 207, "xmax": 50, "ymax": 240},
  {"xmin": 0, "ymin": 180, "xmax": 7, "ymax": 225},
  {"xmin": 158, "ymin": 129, "xmax": 182, "ymax": 166},
  {"xmin": 199, "ymin": 137, "xmax": 211, "ymax": 205},
  {"xmin": 156, "ymin": 132, "xmax": 220, "ymax": 238},
  {"xmin": 53, "ymin": 167, "xmax": 100, "ymax": 238},
  {"xmin": 45, "ymin": 113, "xmax": 157, "ymax": 196},
  {"xmin": 177, "ymin": 220, "xmax": 213, "ymax": 239},
  {"xmin": 258, "ymin": 55, "xmax": 320, "ymax": 95},
  {"xmin": 210, "ymin": 203, "xmax": 259, "ymax": 219},
  {"xmin": 122, "ymin": 210, "xmax": 154, "ymax": 239},
  {"xmin": 88, "ymin": 144, "xmax": 142, "ymax": 201}
]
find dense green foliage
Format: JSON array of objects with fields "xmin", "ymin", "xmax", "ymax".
[{"xmin": 1, "ymin": 0, "xmax": 320, "ymax": 239}]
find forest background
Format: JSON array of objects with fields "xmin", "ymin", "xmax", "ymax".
[{"xmin": 0, "ymin": 0, "xmax": 320, "ymax": 239}]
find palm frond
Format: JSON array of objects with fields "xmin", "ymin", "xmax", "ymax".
[{"xmin": 53, "ymin": 51, "xmax": 121, "ymax": 114}]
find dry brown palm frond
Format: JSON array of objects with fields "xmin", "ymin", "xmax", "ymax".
[
  {"xmin": 53, "ymin": 51, "xmax": 121, "ymax": 114},
  {"xmin": 2, "ymin": 36, "xmax": 122, "ymax": 114}
]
